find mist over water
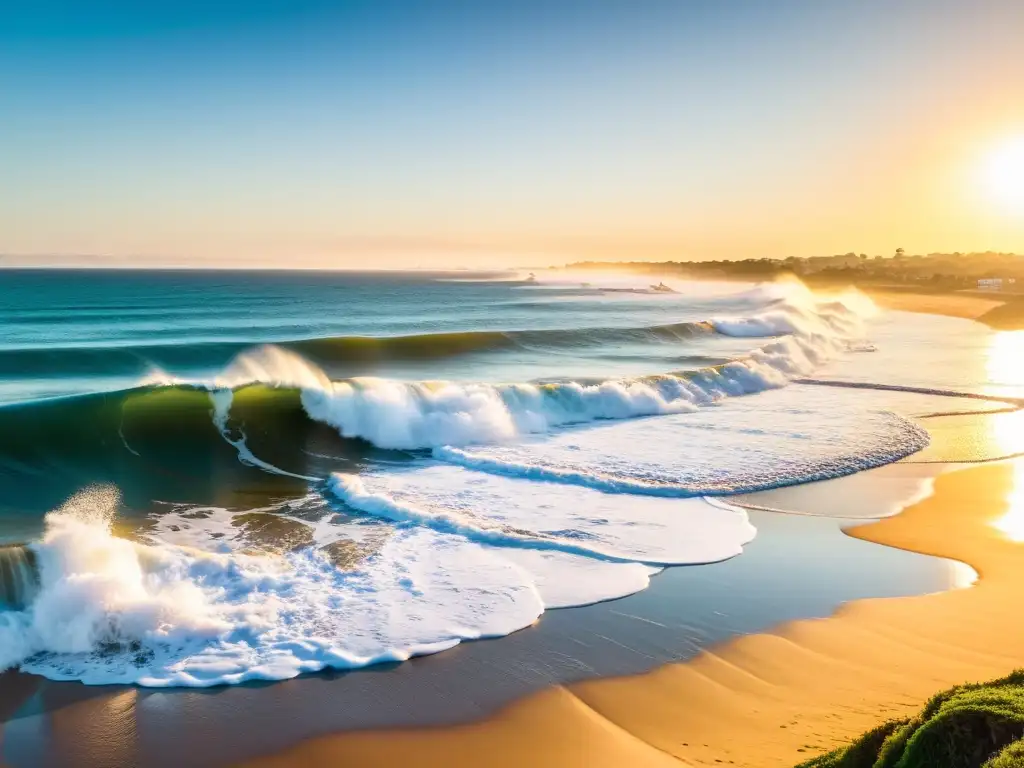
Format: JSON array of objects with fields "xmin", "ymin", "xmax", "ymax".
[{"xmin": 0, "ymin": 270, "xmax": 948, "ymax": 686}]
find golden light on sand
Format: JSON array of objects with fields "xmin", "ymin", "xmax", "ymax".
[
  {"xmin": 982, "ymin": 135, "xmax": 1024, "ymax": 214},
  {"xmin": 991, "ymin": 462, "xmax": 1024, "ymax": 542}
]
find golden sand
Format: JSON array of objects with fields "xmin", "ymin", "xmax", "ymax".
[
  {"xmin": 245, "ymin": 460, "xmax": 1024, "ymax": 767},
  {"xmin": 246, "ymin": 295, "xmax": 1022, "ymax": 766},
  {"xmin": 865, "ymin": 288, "xmax": 1004, "ymax": 320}
]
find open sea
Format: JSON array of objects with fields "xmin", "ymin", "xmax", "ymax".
[{"xmin": 0, "ymin": 268, "xmax": 1016, "ymax": 691}]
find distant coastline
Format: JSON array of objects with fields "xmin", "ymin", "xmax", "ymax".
[
  {"xmin": 563, "ymin": 254, "xmax": 1024, "ymax": 330},
  {"xmin": 564, "ymin": 251, "xmax": 1024, "ymax": 289}
]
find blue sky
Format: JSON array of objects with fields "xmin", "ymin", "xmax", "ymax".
[{"xmin": 2, "ymin": 0, "xmax": 1022, "ymax": 267}]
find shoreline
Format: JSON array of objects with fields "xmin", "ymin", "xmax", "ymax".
[
  {"xmin": 1, "ymin": 290, "xmax": 1017, "ymax": 766},
  {"xmin": 246, "ymin": 459, "xmax": 1024, "ymax": 768},
  {"xmin": 245, "ymin": 296, "xmax": 1024, "ymax": 767},
  {"xmin": 560, "ymin": 266, "xmax": 1024, "ymax": 330},
  {"xmin": 0, "ymin": 479, "xmax": 960, "ymax": 767}
]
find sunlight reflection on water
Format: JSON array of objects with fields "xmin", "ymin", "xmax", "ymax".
[
  {"xmin": 991, "ymin": 462, "xmax": 1024, "ymax": 542},
  {"xmin": 986, "ymin": 330, "xmax": 1024, "ymax": 399},
  {"xmin": 985, "ymin": 330, "xmax": 1024, "ymax": 539}
]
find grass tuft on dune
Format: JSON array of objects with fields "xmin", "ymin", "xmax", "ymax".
[{"xmin": 798, "ymin": 671, "xmax": 1024, "ymax": 768}]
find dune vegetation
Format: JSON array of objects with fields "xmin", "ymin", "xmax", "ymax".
[{"xmin": 797, "ymin": 671, "xmax": 1024, "ymax": 768}]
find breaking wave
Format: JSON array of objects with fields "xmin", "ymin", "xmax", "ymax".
[
  {"xmin": 0, "ymin": 287, "xmax": 878, "ymax": 461},
  {"xmin": 298, "ymin": 332, "xmax": 847, "ymax": 449},
  {"xmin": 0, "ymin": 282, "xmax": 945, "ymax": 689},
  {"xmin": 0, "ymin": 475, "xmax": 754, "ymax": 686},
  {"xmin": 233, "ymin": 284, "xmax": 873, "ymax": 449}
]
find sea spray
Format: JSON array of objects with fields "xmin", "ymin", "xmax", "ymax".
[
  {"xmin": 0, "ymin": 486, "xmax": 246, "ymax": 678},
  {"xmin": 214, "ymin": 344, "xmax": 332, "ymax": 391}
]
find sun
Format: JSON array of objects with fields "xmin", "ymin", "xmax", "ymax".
[{"xmin": 983, "ymin": 135, "xmax": 1024, "ymax": 214}]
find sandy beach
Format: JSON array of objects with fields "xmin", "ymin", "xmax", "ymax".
[
  {"xmin": 864, "ymin": 287, "xmax": 1006, "ymax": 321},
  {"xmin": 245, "ymin": 293, "xmax": 1024, "ymax": 767},
  {"xmin": 245, "ymin": 459, "xmax": 1023, "ymax": 768}
]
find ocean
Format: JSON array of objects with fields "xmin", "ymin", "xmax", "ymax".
[{"xmin": 0, "ymin": 268, "xmax": 1008, "ymax": 688}]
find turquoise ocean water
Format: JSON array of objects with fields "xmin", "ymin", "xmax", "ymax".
[{"xmin": 0, "ymin": 269, "xmax": 969, "ymax": 687}]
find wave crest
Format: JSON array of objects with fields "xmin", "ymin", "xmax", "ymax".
[{"xmin": 296, "ymin": 334, "xmax": 847, "ymax": 450}]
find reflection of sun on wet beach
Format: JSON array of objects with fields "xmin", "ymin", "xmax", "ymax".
[
  {"xmin": 992, "ymin": 462, "xmax": 1024, "ymax": 542},
  {"xmin": 987, "ymin": 330, "xmax": 1024, "ymax": 399},
  {"xmin": 910, "ymin": 331, "xmax": 1024, "ymax": 463},
  {"xmin": 991, "ymin": 406, "xmax": 1024, "ymax": 457}
]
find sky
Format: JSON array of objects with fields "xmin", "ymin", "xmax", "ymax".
[{"xmin": 1, "ymin": 0, "xmax": 1023, "ymax": 269}]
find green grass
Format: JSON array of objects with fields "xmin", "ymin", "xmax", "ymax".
[{"xmin": 796, "ymin": 671, "xmax": 1024, "ymax": 768}]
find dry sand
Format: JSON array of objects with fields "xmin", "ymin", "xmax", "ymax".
[
  {"xmin": 245, "ymin": 459, "xmax": 1024, "ymax": 767},
  {"xmin": 865, "ymin": 288, "xmax": 1005, "ymax": 320}
]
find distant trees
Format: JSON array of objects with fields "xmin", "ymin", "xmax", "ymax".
[{"xmin": 564, "ymin": 250, "xmax": 1024, "ymax": 291}]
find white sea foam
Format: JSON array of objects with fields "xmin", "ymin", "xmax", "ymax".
[
  {"xmin": 300, "ymin": 376, "xmax": 709, "ymax": 450},
  {"xmin": 0, "ymin": 488, "xmax": 546, "ymax": 685},
  {"xmin": 327, "ymin": 472, "xmax": 652, "ymax": 563},
  {"xmin": 433, "ymin": 386, "xmax": 930, "ymax": 497},
  {"xmin": 328, "ymin": 465, "xmax": 756, "ymax": 565},
  {"xmin": 494, "ymin": 550, "xmax": 661, "ymax": 610},
  {"xmin": 0, "ymin": 468, "xmax": 754, "ymax": 686}
]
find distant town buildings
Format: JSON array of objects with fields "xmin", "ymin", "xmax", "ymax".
[{"xmin": 978, "ymin": 278, "xmax": 1017, "ymax": 291}]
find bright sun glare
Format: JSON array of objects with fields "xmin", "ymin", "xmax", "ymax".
[
  {"xmin": 992, "ymin": 461, "xmax": 1024, "ymax": 542},
  {"xmin": 983, "ymin": 136, "xmax": 1024, "ymax": 213}
]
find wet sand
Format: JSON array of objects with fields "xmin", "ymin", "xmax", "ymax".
[{"xmin": 246, "ymin": 459, "xmax": 1024, "ymax": 768}]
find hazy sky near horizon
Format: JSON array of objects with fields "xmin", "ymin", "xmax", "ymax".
[{"xmin": 2, "ymin": 0, "xmax": 1023, "ymax": 268}]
